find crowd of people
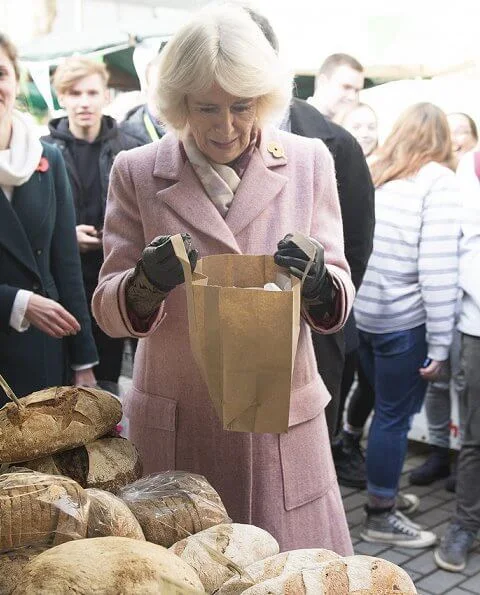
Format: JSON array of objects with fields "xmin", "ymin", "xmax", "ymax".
[{"xmin": 0, "ymin": 0, "xmax": 479, "ymax": 577}]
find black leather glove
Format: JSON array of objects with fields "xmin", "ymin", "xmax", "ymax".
[
  {"xmin": 273, "ymin": 234, "xmax": 336, "ymax": 307},
  {"xmin": 140, "ymin": 233, "xmax": 198, "ymax": 292},
  {"xmin": 126, "ymin": 234, "xmax": 198, "ymax": 320}
]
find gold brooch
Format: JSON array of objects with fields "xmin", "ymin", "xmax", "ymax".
[{"xmin": 267, "ymin": 141, "xmax": 285, "ymax": 159}]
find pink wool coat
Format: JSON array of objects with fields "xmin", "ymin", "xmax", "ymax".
[{"xmin": 92, "ymin": 126, "xmax": 355, "ymax": 555}]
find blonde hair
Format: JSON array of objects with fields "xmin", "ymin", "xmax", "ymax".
[
  {"xmin": 370, "ymin": 102, "xmax": 455, "ymax": 188},
  {"xmin": 334, "ymin": 102, "xmax": 376, "ymax": 127},
  {"xmin": 53, "ymin": 56, "xmax": 109, "ymax": 95},
  {"xmin": 156, "ymin": 3, "xmax": 292, "ymax": 133}
]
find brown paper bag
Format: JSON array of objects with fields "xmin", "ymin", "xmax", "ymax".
[{"xmin": 171, "ymin": 233, "xmax": 315, "ymax": 434}]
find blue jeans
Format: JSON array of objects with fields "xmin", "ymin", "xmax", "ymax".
[{"xmin": 358, "ymin": 325, "xmax": 428, "ymax": 500}]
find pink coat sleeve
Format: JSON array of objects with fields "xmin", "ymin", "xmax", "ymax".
[
  {"xmin": 302, "ymin": 140, "xmax": 355, "ymax": 334},
  {"xmin": 91, "ymin": 150, "xmax": 165, "ymax": 338}
]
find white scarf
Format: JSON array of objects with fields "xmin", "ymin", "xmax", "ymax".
[
  {"xmin": 0, "ymin": 110, "xmax": 43, "ymax": 189},
  {"xmin": 182, "ymin": 134, "xmax": 241, "ymax": 218}
]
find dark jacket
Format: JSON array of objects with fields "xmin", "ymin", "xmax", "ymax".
[
  {"xmin": 42, "ymin": 115, "xmax": 142, "ymax": 286},
  {"xmin": 42, "ymin": 115, "xmax": 141, "ymax": 225},
  {"xmin": 290, "ymin": 98, "xmax": 375, "ymax": 291},
  {"xmin": 0, "ymin": 142, "xmax": 98, "ymax": 402},
  {"xmin": 119, "ymin": 104, "xmax": 166, "ymax": 146},
  {"xmin": 290, "ymin": 98, "xmax": 375, "ymax": 354}
]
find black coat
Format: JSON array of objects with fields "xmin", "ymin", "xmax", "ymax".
[
  {"xmin": 290, "ymin": 98, "xmax": 375, "ymax": 353},
  {"xmin": 290, "ymin": 98, "xmax": 375, "ymax": 291},
  {"xmin": 289, "ymin": 99, "xmax": 375, "ymax": 436},
  {"xmin": 0, "ymin": 142, "xmax": 98, "ymax": 403},
  {"xmin": 42, "ymin": 115, "xmax": 141, "ymax": 226}
]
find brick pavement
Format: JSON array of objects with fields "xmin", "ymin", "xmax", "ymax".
[{"xmin": 343, "ymin": 442, "xmax": 480, "ymax": 594}]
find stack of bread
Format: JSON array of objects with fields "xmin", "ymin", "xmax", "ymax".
[{"xmin": 0, "ymin": 385, "xmax": 417, "ymax": 594}]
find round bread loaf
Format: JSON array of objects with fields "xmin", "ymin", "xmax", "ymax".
[
  {"xmin": 23, "ymin": 437, "xmax": 142, "ymax": 494},
  {"xmin": 86, "ymin": 488, "xmax": 145, "ymax": 540},
  {"xmin": 218, "ymin": 548, "xmax": 341, "ymax": 594},
  {"xmin": 0, "ymin": 546, "xmax": 47, "ymax": 595},
  {"xmin": 0, "ymin": 471, "xmax": 88, "ymax": 553},
  {"xmin": 241, "ymin": 555, "xmax": 417, "ymax": 594},
  {"xmin": 119, "ymin": 471, "xmax": 230, "ymax": 547},
  {"xmin": 170, "ymin": 523, "xmax": 279, "ymax": 594},
  {"xmin": 0, "ymin": 387, "xmax": 122, "ymax": 464},
  {"xmin": 12, "ymin": 536, "xmax": 205, "ymax": 595}
]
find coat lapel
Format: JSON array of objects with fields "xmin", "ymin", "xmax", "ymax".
[
  {"xmin": 152, "ymin": 129, "xmax": 288, "ymax": 251},
  {"xmin": 225, "ymin": 130, "xmax": 288, "ymax": 236},
  {"xmin": 0, "ymin": 186, "xmax": 40, "ymax": 280},
  {"xmin": 154, "ymin": 136, "xmax": 241, "ymax": 253}
]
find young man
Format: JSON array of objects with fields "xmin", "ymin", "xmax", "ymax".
[
  {"xmin": 120, "ymin": 53, "xmax": 166, "ymax": 145},
  {"xmin": 43, "ymin": 57, "xmax": 141, "ymax": 393},
  {"xmin": 308, "ymin": 53, "xmax": 365, "ymax": 121},
  {"xmin": 435, "ymin": 151, "xmax": 480, "ymax": 572}
]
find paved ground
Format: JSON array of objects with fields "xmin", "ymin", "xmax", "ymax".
[{"xmin": 344, "ymin": 441, "xmax": 480, "ymax": 594}]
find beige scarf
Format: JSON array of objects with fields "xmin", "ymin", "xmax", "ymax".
[
  {"xmin": 0, "ymin": 110, "xmax": 43, "ymax": 192},
  {"xmin": 182, "ymin": 134, "xmax": 242, "ymax": 218}
]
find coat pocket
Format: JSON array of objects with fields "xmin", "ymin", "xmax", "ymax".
[
  {"xmin": 279, "ymin": 411, "xmax": 337, "ymax": 511},
  {"xmin": 124, "ymin": 386, "xmax": 178, "ymax": 473}
]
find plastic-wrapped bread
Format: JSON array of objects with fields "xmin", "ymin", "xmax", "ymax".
[
  {"xmin": 12, "ymin": 536, "xmax": 205, "ymax": 595},
  {"xmin": 170, "ymin": 523, "xmax": 280, "ymax": 594},
  {"xmin": 23, "ymin": 436, "xmax": 142, "ymax": 494},
  {"xmin": 86, "ymin": 488, "xmax": 145, "ymax": 540},
  {"xmin": 0, "ymin": 386, "xmax": 122, "ymax": 464},
  {"xmin": 241, "ymin": 555, "xmax": 417, "ymax": 594},
  {"xmin": 218, "ymin": 548, "xmax": 341, "ymax": 594},
  {"xmin": 0, "ymin": 546, "xmax": 47, "ymax": 595},
  {"xmin": 0, "ymin": 471, "xmax": 88, "ymax": 553},
  {"xmin": 119, "ymin": 471, "xmax": 230, "ymax": 547}
]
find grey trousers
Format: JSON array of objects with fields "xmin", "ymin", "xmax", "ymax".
[
  {"xmin": 455, "ymin": 333, "xmax": 480, "ymax": 533},
  {"xmin": 424, "ymin": 329, "xmax": 465, "ymax": 448}
]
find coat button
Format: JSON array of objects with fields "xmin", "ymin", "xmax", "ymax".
[
  {"xmin": 35, "ymin": 249, "xmax": 42, "ymax": 256},
  {"xmin": 32, "ymin": 282, "xmax": 41, "ymax": 291}
]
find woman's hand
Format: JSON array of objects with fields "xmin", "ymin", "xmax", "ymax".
[
  {"xmin": 76, "ymin": 224, "xmax": 102, "ymax": 253},
  {"xmin": 140, "ymin": 233, "xmax": 198, "ymax": 291},
  {"xmin": 419, "ymin": 359, "xmax": 444, "ymax": 381},
  {"xmin": 73, "ymin": 368, "xmax": 96, "ymax": 388},
  {"xmin": 25, "ymin": 294, "xmax": 81, "ymax": 338},
  {"xmin": 273, "ymin": 234, "xmax": 331, "ymax": 303}
]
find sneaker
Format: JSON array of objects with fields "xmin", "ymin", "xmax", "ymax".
[
  {"xmin": 434, "ymin": 522, "xmax": 476, "ymax": 572},
  {"xmin": 396, "ymin": 492, "xmax": 420, "ymax": 515},
  {"xmin": 361, "ymin": 509, "xmax": 437, "ymax": 548},
  {"xmin": 332, "ymin": 430, "xmax": 366, "ymax": 489},
  {"xmin": 409, "ymin": 446, "xmax": 450, "ymax": 486}
]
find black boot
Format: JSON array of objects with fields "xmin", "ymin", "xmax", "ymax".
[
  {"xmin": 409, "ymin": 446, "xmax": 450, "ymax": 486},
  {"xmin": 332, "ymin": 430, "xmax": 366, "ymax": 489}
]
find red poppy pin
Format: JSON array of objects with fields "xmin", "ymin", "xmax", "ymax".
[{"xmin": 36, "ymin": 157, "xmax": 49, "ymax": 173}]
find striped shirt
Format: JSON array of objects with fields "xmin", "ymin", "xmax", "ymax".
[{"xmin": 355, "ymin": 162, "xmax": 461, "ymax": 361}]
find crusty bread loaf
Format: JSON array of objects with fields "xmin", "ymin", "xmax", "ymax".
[
  {"xmin": 170, "ymin": 523, "xmax": 280, "ymax": 594},
  {"xmin": 86, "ymin": 488, "xmax": 145, "ymax": 540},
  {"xmin": 12, "ymin": 536, "xmax": 205, "ymax": 595},
  {"xmin": 119, "ymin": 471, "xmax": 230, "ymax": 547},
  {"xmin": 218, "ymin": 548, "xmax": 341, "ymax": 594},
  {"xmin": 0, "ymin": 546, "xmax": 47, "ymax": 595},
  {"xmin": 0, "ymin": 386, "xmax": 122, "ymax": 464},
  {"xmin": 241, "ymin": 555, "xmax": 417, "ymax": 594},
  {"xmin": 0, "ymin": 471, "xmax": 88, "ymax": 552},
  {"xmin": 22, "ymin": 436, "xmax": 142, "ymax": 494}
]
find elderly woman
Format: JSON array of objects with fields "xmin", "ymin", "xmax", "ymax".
[{"xmin": 93, "ymin": 4, "xmax": 354, "ymax": 553}]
